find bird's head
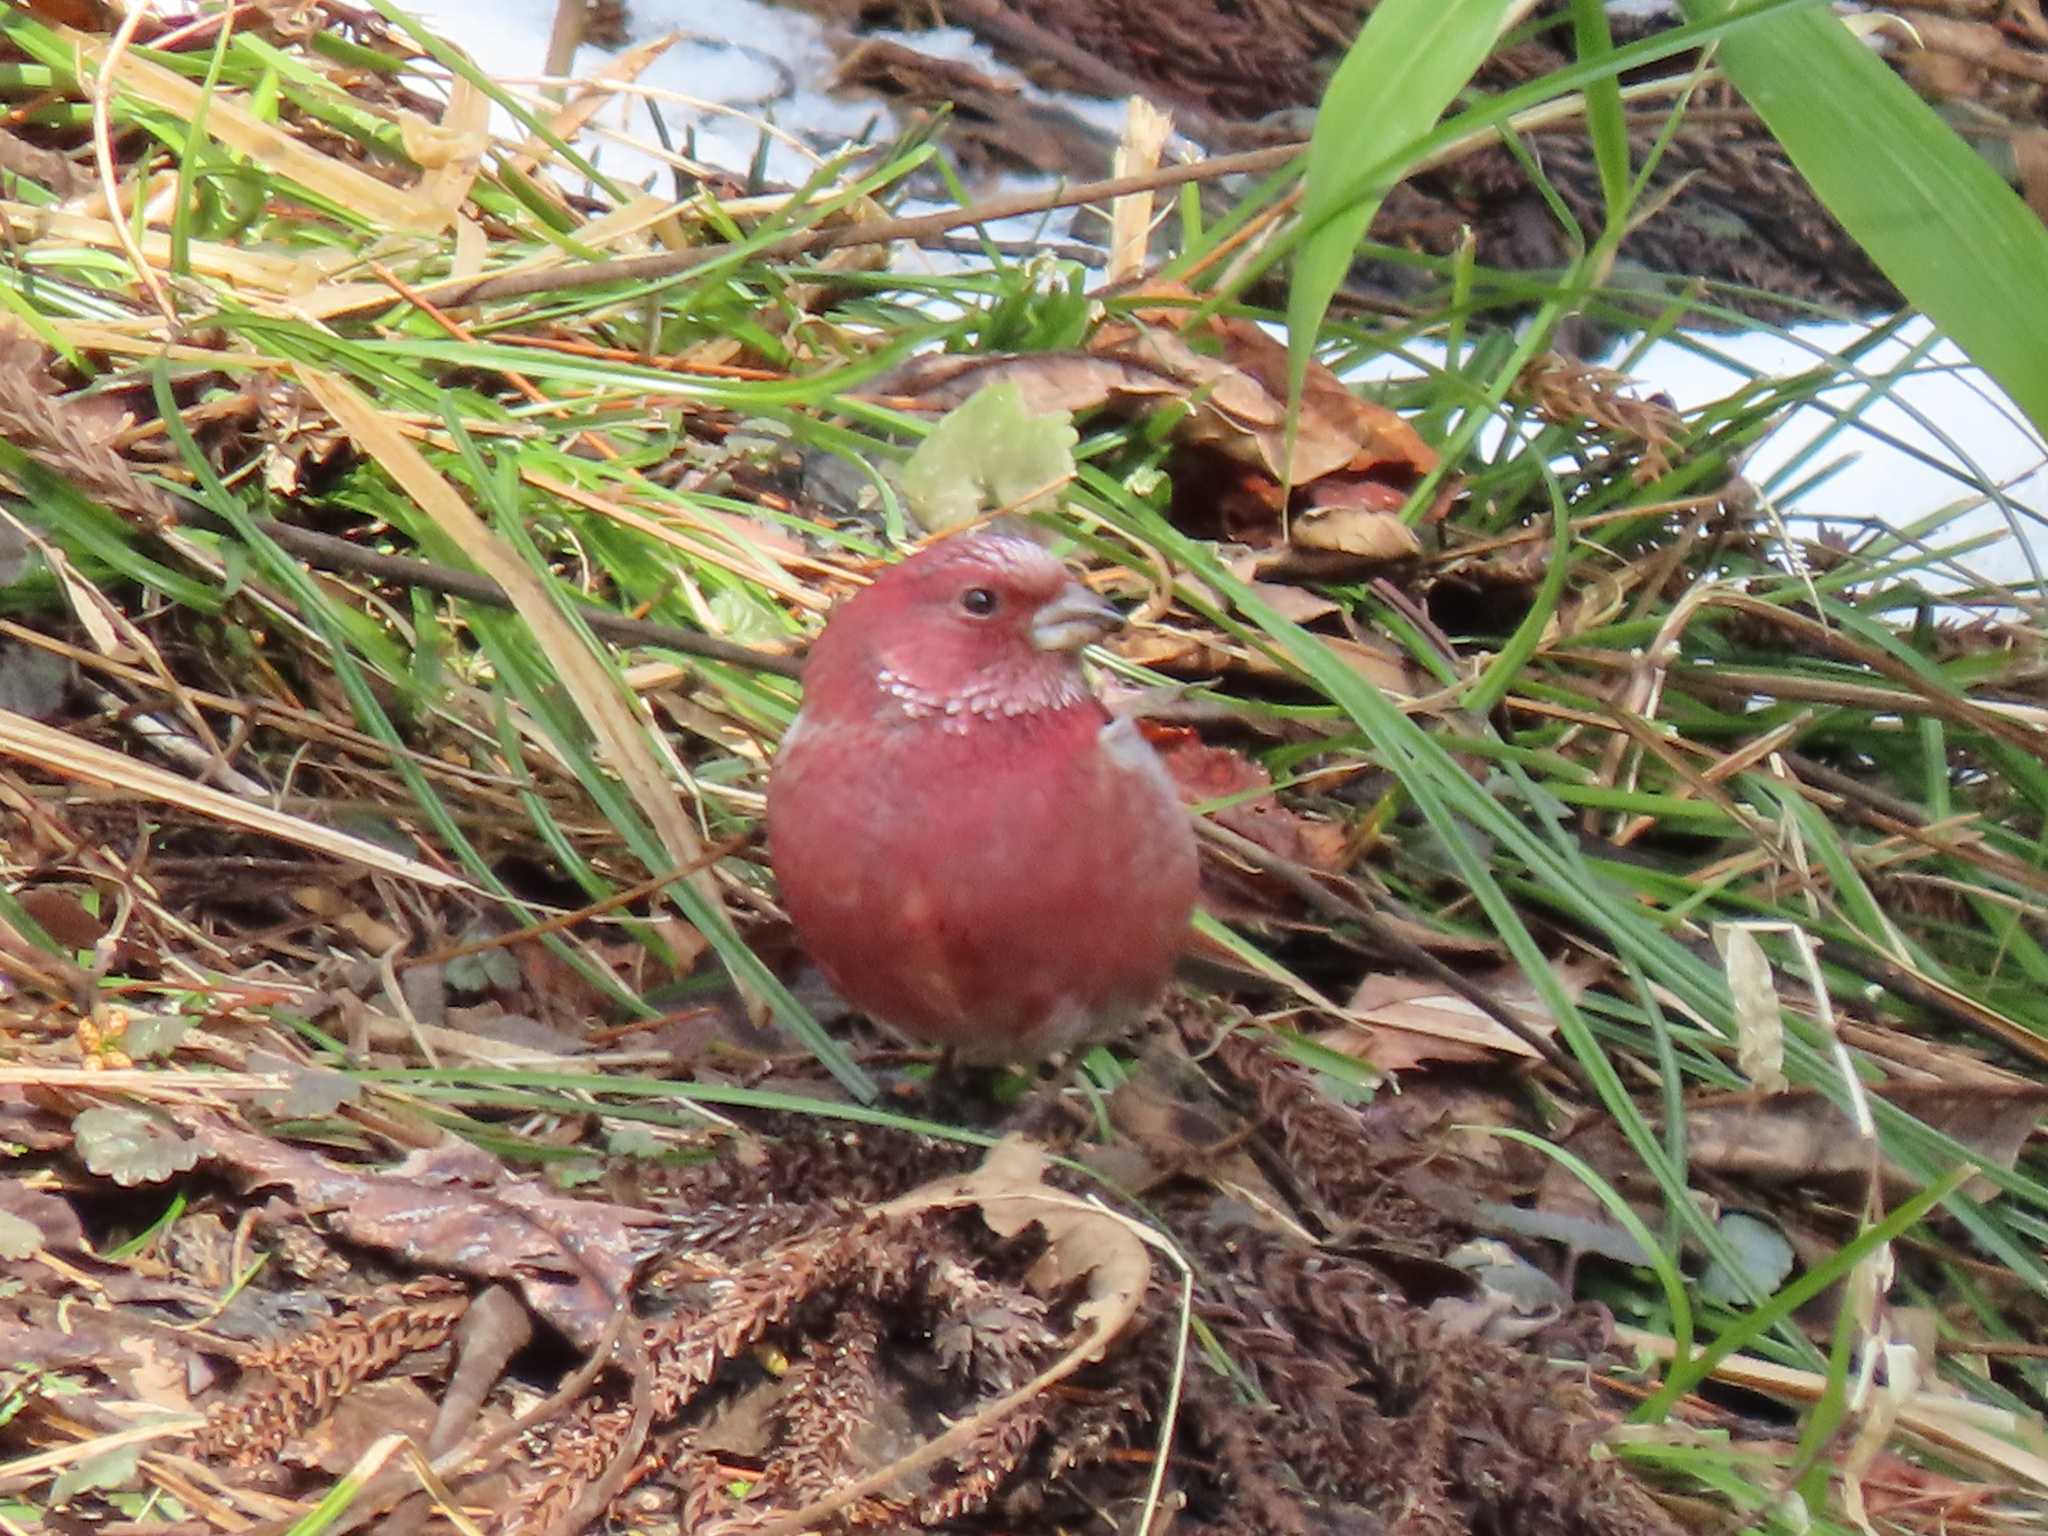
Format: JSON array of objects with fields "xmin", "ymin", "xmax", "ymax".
[{"xmin": 800, "ymin": 533, "xmax": 1125, "ymax": 731}]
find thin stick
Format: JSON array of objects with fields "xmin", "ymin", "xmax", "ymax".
[
  {"xmin": 404, "ymin": 145, "xmax": 1303, "ymax": 311},
  {"xmin": 164, "ymin": 502, "xmax": 805, "ymax": 677}
]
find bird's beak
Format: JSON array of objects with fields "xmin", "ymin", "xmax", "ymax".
[{"xmin": 1030, "ymin": 582, "xmax": 1126, "ymax": 652}]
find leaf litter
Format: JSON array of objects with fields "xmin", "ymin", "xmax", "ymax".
[{"xmin": 0, "ymin": 5, "xmax": 2045, "ymax": 1536}]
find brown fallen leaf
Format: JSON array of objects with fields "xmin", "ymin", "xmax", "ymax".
[
  {"xmin": 1101, "ymin": 1047, "xmax": 1297, "ymax": 1222},
  {"xmin": 1206, "ymin": 313, "xmax": 1440, "ymax": 489},
  {"xmin": 1290, "ymin": 503, "xmax": 1425, "ymax": 560},
  {"xmin": 1148, "ymin": 727, "xmax": 1352, "ymax": 872},
  {"xmin": 15, "ymin": 0, "xmax": 116, "ymax": 27},
  {"xmin": 176, "ymin": 1110, "xmax": 668, "ymax": 1347},
  {"xmin": 1318, "ymin": 957, "xmax": 1605, "ymax": 1072},
  {"xmin": 0, "ymin": 1180, "xmax": 86, "ymax": 1257},
  {"xmin": 292, "ymin": 883, "xmax": 405, "ymax": 953},
  {"xmin": 1117, "ymin": 624, "xmax": 1428, "ymax": 701},
  {"xmin": 881, "ymin": 348, "xmax": 1207, "ymax": 435},
  {"xmin": 1092, "ymin": 321, "xmax": 1359, "ymax": 485},
  {"xmin": 1685, "ymin": 1082, "xmax": 2047, "ymax": 1198},
  {"xmin": 1228, "ymin": 572, "xmax": 1343, "ymax": 625},
  {"xmin": 294, "ymin": 1377, "xmax": 443, "ymax": 1474}
]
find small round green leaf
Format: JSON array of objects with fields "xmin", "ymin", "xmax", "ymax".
[{"xmin": 72, "ymin": 1106, "xmax": 200, "ymax": 1187}]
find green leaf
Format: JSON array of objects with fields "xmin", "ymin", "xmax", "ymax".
[
  {"xmin": 900, "ymin": 381, "xmax": 1077, "ymax": 532},
  {"xmin": 0, "ymin": 1211, "xmax": 41, "ymax": 1262},
  {"xmin": 117, "ymin": 1013, "xmax": 191, "ymax": 1060},
  {"xmin": 249, "ymin": 1052, "xmax": 363, "ymax": 1118},
  {"xmin": 1700, "ymin": 1211, "xmax": 1797, "ymax": 1305},
  {"xmin": 1569, "ymin": 0, "xmax": 1630, "ymax": 217},
  {"xmin": 604, "ymin": 1123, "xmax": 665, "ymax": 1159},
  {"xmin": 72, "ymin": 1106, "xmax": 200, "ymax": 1187},
  {"xmin": 51, "ymin": 1443, "xmax": 140, "ymax": 1506},
  {"xmin": 1682, "ymin": 0, "xmax": 2048, "ymax": 434},
  {"xmin": 1286, "ymin": 0, "xmax": 1513, "ymax": 423}
]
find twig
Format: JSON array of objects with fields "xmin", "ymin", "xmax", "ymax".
[
  {"xmin": 1815, "ymin": 939, "xmax": 2048, "ymax": 1071},
  {"xmin": 402, "ymin": 145, "xmax": 1302, "ymax": 311},
  {"xmin": 542, "ymin": 1328, "xmax": 653, "ymax": 1536},
  {"xmin": 165, "ymin": 502, "xmax": 805, "ymax": 678}
]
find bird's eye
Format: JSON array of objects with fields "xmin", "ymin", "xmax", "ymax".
[{"xmin": 959, "ymin": 586, "xmax": 999, "ymax": 617}]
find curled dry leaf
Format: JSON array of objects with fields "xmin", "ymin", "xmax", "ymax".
[
  {"xmin": 1204, "ymin": 314, "xmax": 1438, "ymax": 486},
  {"xmin": 1685, "ymin": 1083, "xmax": 2048, "ymax": 1197},
  {"xmin": 174, "ymin": 1110, "xmax": 664, "ymax": 1347},
  {"xmin": 926, "ymin": 1138, "xmax": 1149, "ymax": 1349},
  {"xmin": 1223, "ymin": 571, "xmax": 1343, "ymax": 626},
  {"xmin": 1290, "ymin": 503, "xmax": 1424, "ymax": 560}
]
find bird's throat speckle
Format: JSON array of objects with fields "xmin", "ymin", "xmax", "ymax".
[{"xmin": 873, "ymin": 664, "xmax": 1092, "ymax": 735}]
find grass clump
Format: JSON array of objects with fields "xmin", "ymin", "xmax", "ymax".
[{"xmin": 0, "ymin": 4, "xmax": 2044, "ymax": 1535}]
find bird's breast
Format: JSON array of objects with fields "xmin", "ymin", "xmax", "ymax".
[{"xmin": 766, "ymin": 701, "xmax": 1198, "ymax": 1061}]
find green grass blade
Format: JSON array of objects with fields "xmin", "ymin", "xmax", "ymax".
[
  {"xmin": 1684, "ymin": 0, "xmax": 2048, "ymax": 433},
  {"xmin": 1286, "ymin": 0, "xmax": 1512, "ymax": 416}
]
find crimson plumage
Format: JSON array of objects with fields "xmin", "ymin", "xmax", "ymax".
[{"xmin": 766, "ymin": 533, "xmax": 1199, "ymax": 1064}]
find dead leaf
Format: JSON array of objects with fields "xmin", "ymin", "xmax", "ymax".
[
  {"xmin": 1148, "ymin": 729, "xmax": 1351, "ymax": 871},
  {"xmin": 12, "ymin": 885, "xmax": 110, "ymax": 951},
  {"xmin": 1290, "ymin": 505, "xmax": 1424, "ymax": 559},
  {"xmin": 1226, "ymin": 571, "xmax": 1343, "ymax": 625},
  {"xmin": 294, "ymin": 1377, "xmax": 443, "ymax": 1473},
  {"xmin": 1673, "ymin": 1084, "xmax": 2042, "ymax": 1199},
  {"xmin": 1321, "ymin": 958, "xmax": 1604, "ymax": 1071},
  {"xmin": 1210, "ymin": 314, "xmax": 1439, "ymax": 487},
  {"xmin": 1117, "ymin": 624, "xmax": 1427, "ymax": 701},
  {"xmin": 118, "ymin": 1337, "xmax": 194, "ymax": 1413},
  {"xmin": 292, "ymin": 884, "xmax": 404, "ymax": 952},
  {"xmin": 0, "ymin": 1182, "xmax": 84, "ymax": 1257},
  {"xmin": 881, "ymin": 349, "xmax": 1188, "ymax": 428},
  {"xmin": 177, "ymin": 1110, "xmax": 666, "ymax": 1347}
]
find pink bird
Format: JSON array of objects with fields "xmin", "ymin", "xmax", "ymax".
[{"xmin": 766, "ymin": 532, "xmax": 1200, "ymax": 1065}]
